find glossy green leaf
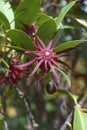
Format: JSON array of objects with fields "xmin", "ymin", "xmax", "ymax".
[
  {"xmin": 37, "ymin": 19, "xmax": 57, "ymax": 44},
  {"xmin": 15, "ymin": 0, "xmax": 41, "ymax": 28},
  {"xmin": 74, "ymin": 107, "xmax": 87, "ymax": 130},
  {"xmin": 35, "ymin": 13, "xmax": 51, "ymax": 26},
  {"xmin": 67, "ymin": 92, "xmax": 78, "ymax": 105},
  {"xmin": 55, "ymin": 40, "xmax": 87, "ymax": 52},
  {"xmin": 47, "ymin": 88, "xmax": 78, "ymax": 104},
  {"xmin": 55, "ymin": 1, "xmax": 77, "ymax": 28},
  {"xmin": 0, "ymin": 12, "xmax": 10, "ymax": 29},
  {"xmin": 55, "ymin": 66, "xmax": 71, "ymax": 87},
  {"xmin": 0, "ymin": 44, "xmax": 25, "ymax": 51},
  {"xmin": 7, "ymin": 29, "xmax": 34, "ymax": 50},
  {"xmin": 52, "ymin": 29, "xmax": 64, "ymax": 45},
  {"xmin": 0, "ymin": 27, "xmax": 4, "ymax": 37},
  {"xmin": 0, "ymin": 0, "xmax": 14, "ymax": 29}
]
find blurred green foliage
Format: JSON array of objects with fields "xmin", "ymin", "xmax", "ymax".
[{"xmin": 0, "ymin": 0, "xmax": 87, "ymax": 130}]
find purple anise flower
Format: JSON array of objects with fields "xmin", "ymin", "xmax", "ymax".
[
  {"xmin": 24, "ymin": 23, "xmax": 37, "ymax": 40},
  {"xmin": 0, "ymin": 59, "xmax": 28, "ymax": 88},
  {"xmin": 15, "ymin": 36, "xmax": 71, "ymax": 85}
]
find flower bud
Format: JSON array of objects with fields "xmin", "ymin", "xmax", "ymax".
[{"xmin": 45, "ymin": 81, "xmax": 56, "ymax": 94}]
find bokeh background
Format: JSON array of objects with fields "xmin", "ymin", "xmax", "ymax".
[{"xmin": 0, "ymin": 0, "xmax": 87, "ymax": 130}]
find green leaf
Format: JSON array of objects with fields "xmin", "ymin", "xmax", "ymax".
[
  {"xmin": 0, "ymin": 44, "xmax": 25, "ymax": 51},
  {"xmin": 7, "ymin": 29, "xmax": 34, "ymax": 50},
  {"xmin": 35, "ymin": 13, "xmax": 51, "ymax": 26},
  {"xmin": 52, "ymin": 29, "xmax": 64, "ymax": 45},
  {"xmin": 55, "ymin": 66, "xmax": 71, "ymax": 87},
  {"xmin": 55, "ymin": 1, "xmax": 77, "ymax": 28},
  {"xmin": 0, "ymin": 0, "xmax": 14, "ymax": 29},
  {"xmin": 74, "ymin": 107, "xmax": 87, "ymax": 130},
  {"xmin": 55, "ymin": 40, "xmax": 87, "ymax": 52},
  {"xmin": 37, "ymin": 19, "xmax": 57, "ymax": 44},
  {"xmin": 67, "ymin": 92, "xmax": 78, "ymax": 105},
  {"xmin": 15, "ymin": 0, "xmax": 41, "ymax": 28},
  {"xmin": 0, "ymin": 12, "xmax": 10, "ymax": 29},
  {"xmin": 0, "ymin": 26, "xmax": 4, "ymax": 37},
  {"xmin": 46, "ymin": 88, "xmax": 78, "ymax": 104}
]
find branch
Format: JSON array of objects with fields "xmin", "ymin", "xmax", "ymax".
[
  {"xmin": 76, "ymin": 94, "xmax": 87, "ymax": 108},
  {"xmin": 2, "ymin": 92, "xmax": 9, "ymax": 130},
  {"xmin": 15, "ymin": 87, "xmax": 39, "ymax": 130},
  {"xmin": 60, "ymin": 112, "xmax": 72, "ymax": 130}
]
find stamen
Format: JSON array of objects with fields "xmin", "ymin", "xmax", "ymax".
[{"xmin": 44, "ymin": 51, "xmax": 50, "ymax": 57}]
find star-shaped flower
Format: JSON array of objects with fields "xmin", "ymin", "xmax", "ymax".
[
  {"xmin": 0, "ymin": 59, "xmax": 28, "ymax": 88},
  {"xmin": 15, "ymin": 36, "xmax": 71, "ymax": 85}
]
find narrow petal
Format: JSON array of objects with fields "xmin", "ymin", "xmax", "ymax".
[
  {"xmin": 58, "ymin": 54, "xmax": 70, "ymax": 58},
  {"xmin": 11, "ymin": 72, "xmax": 16, "ymax": 80},
  {"xmin": 37, "ymin": 44, "xmax": 43, "ymax": 50},
  {"xmin": 33, "ymin": 42, "xmax": 42, "ymax": 50},
  {"xmin": 15, "ymin": 58, "xmax": 39, "ymax": 68},
  {"xmin": 36, "ymin": 70, "xmax": 44, "ymax": 85},
  {"xmin": 57, "ymin": 59, "xmax": 73, "ymax": 71},
  {"xmin": 48, "ymin": 61, "xmax": 60, "ymax": 85},
  {"xmin": 29, "ymin": 59, "xmax": 44, "ymax": 77},
  {"xmin": 51, "ymin": 59, "xmax": 65, "ymax": 73},
  {"xmin": 47, "ymin": 39, "xmax": 52, "ymax": 49},
  {"xmin": 45, "ymin": 60, "xmax": 48, "ymax": 71},
  {"xmin": 25, "ymin": 50, "xmax": 41, "ymax": 56},
  {"xmin": 36, "ymin": 36, "xmax": 46, "ymax": 49},
  {"xmin": 9, "ymin": 79, "xmax": 13, "ymax": 88},
  {"xmin": 25, "ymin": 50, "xmax": 33, "ymax": 54}
]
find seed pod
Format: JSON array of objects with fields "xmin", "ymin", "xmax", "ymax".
[{"xmin": 45, "ymin": 81, "xmax": 56, "ymax": 94}]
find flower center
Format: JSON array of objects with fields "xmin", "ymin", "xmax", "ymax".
[{"xmin": 44, "ymin": 51, "xmax": 50, "ymax": 57}]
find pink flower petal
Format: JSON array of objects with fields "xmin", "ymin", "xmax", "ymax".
[
  {"xmin": 25, "ymin": 50, "xmax": 40, "ymax": 55},
  {"xmin": 36, "ymin": 70, "xmax": 44, "ymax": 85},
  {"xmin": 36, "ymin": 36, "xmax": 46, "ymax": 49},
  {"xmin": 57, "ymin": 59, "xmax": 73, "ymax": 71},
  {"xmin": 47, "ymin": 39, "xmax": 52, "ymax": 49},
  {"xmin": 15, "ymin": 58, "xmax": 39, "ymax": 68},
  {"xmin": 48, "ymin": 61, "xmax": 60, "ymax": 85},
  {"xmin": 29, "ymin": 59, "xmax": 43, "ymax": 77},
  {"xmin": 51, "ymin": 59, "xmax": 65, "ymax": 72},
  {"xmin": 45, "ymin": 60, "xmax": 48, "ymax": 71}
]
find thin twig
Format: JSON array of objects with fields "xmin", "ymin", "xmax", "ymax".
[
  {"xmin": 60, "ymin": 112, "xmax": 72, "ymax": 130},
  {"xmin": 4, "ymin": 119, "xmax": 9, "ymax": 130},
  {"xmin": 77, "ymin": 94, "xmax": 87, "ymax": 108},
  {"xmin": 15, "ymin": 87, "xmax": 39, "ymax": 130},
  {"xmin": 2, "ymin": 93, "xmax": 9, "ymax": 130}
]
